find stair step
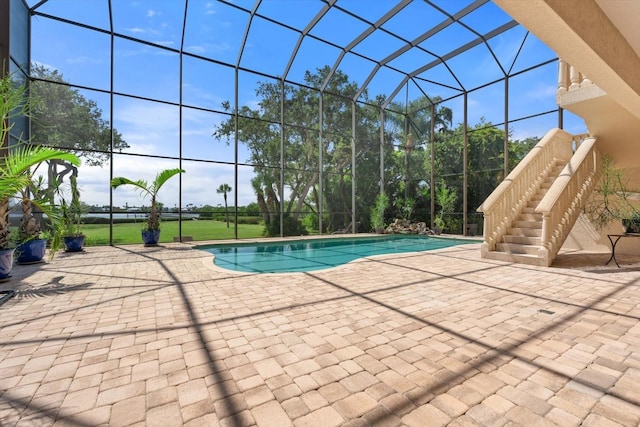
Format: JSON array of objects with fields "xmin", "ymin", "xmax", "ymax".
[
  {"xmin": 513, "ymin": 220, "xmax": 543, "ymax": 229},
  {"xmin": 518, "ymin": 213, "xmax": 542, "ymax": 222},
  {"xmin": 482, "ymin": 250, "xmax": 548, "ymax": 267},
  {"xmin": 507, "ymin": 227, "xmax": 542, "ymax": 237},
  {"xmin": 503, "ymin": 235, "xmax": 542, "ymax": 245},
  {"xmin": 496, "ymin": 242, "xmax": 541, "ymax": 255}
]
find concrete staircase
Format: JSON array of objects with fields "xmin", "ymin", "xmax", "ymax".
[{"xmin": 484, "ymin": 159, "xmax": 567, "ymax": 266}]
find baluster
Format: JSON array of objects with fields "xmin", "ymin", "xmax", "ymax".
[
  {"xmin": 558, "ymin": 59, "xmax": 568, "ymax": 91},
  {"xmin": 569, "ymin": 65, "xmax": 580, "ymax": 90}
]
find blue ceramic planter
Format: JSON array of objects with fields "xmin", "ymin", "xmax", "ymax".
[
  {"xmin": 16, "ymin": 239, "xmax": 47, "ymax": 264},
  {"xmin": 64, "ymin": 235, "xmax": 85, "ymax": 252},
  {"xmin": 0, "ymin": 248, "xmax": 14, "ymax": 280},
  {"xmin": 142, "ymin": 229, "xmax": 161, "ymax": 246}
]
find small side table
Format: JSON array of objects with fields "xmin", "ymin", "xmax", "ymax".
[{"xmin": 606, "ymin": 233, "xmax": 640, "ymax": 267}]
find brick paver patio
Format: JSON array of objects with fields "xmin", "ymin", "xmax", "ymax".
[{"xmin": 1, "ymin": 240, "xmax": 639, "ymax": 426}]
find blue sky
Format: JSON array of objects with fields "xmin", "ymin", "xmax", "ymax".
[{"xmin": 26, "ymin": 0, "xmax": 587, "ymax": 209}]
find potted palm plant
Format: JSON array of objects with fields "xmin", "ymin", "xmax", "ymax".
[
  {"xmin": 15, "ymin": 174, "xmax": 50, "ymax": 263},
  {"xmin": 60, "ymin": 171, "xmax": 85, "ymax": 252},
  {"xmin": 585, "ymin": 155, "xmax": 640, "ymax": 232},
  {"xmin": 111, "ymin": 168, "xmax": 185, "ymax": 246},
  {"xmin": 1, "ymin": 71, "xmax": 80, "ymax": 275},
  {"xmin": 370, "ymin": 192, "xmax": 388, "ymax": 234},
  {"xmin": 2, "ymin": 146, "xmax": 79, "ymax": 271},
  {"xmin": 433, "ymin": 181, "xmax": 457, "ymax": 235},
  {"xmin": 433, "ymin": 217, "xmax": 446, "ymax": 235}
]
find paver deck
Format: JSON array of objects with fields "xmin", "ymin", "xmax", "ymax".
[{"xmin": 1, "ymin": 240, "xmax": 639, "ymax": 426}]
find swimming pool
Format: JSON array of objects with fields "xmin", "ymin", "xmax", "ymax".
[{"xmin": 199, "ymin": 235, "xmax": 478, "ymax": 273}]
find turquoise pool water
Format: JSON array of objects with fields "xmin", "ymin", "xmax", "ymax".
[{"xmin": 199, "ymin": 235, "xmax": 477, "ymax": 273}]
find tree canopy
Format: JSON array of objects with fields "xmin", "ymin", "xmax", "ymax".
[
  {"xmin": 30, "ymin": 64, "xmax": 129, "ymax": 187},
  {"xmin": 213, "ymin": 67, "xmax": 538, "ymax": 235},
  {"xmin": 214, "ymin": 66, "xmax": 391, "ymax": 235}
]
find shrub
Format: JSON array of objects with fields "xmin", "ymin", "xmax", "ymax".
[
  {"xmin": 198, "ymin": 211, "xmax": 213, "ymax": 219},
  {"xmin": 237, "ymin": 216, "xmax": 262, "ymax": 225},
  {"xmin": 263, "ymin": 215, "xmax": 308, "ymax": 237}
]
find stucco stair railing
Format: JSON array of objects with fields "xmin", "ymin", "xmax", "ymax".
[
  {"xmin": 477, "ymin": 129, "xmax": 596, "ymax": 266},
  {"xmin": 535, "ymin": 136, "xmax": 599, "ymax": 265}
]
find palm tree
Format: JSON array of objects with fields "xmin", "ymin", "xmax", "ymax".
[
  {"xmin": 217, "ymin": 183, "xmax": 232, "ymax": 227},
  {"xmin": 111, "ymin": 168, "xmax": 185, "ymax": 245},
  {"xmin": 1, "ymin": 71, "xmax": 80, "ymax": 254},
  {"xmin": 386, "ymin": 97, "xmax": 452, "ymax": 200},
  {"xmin": 1, "ymin": 144, "xmax": 80, "ymax": 250}
]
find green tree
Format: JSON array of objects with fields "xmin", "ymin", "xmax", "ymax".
[
  {"xmin": 196, "ymin": 204, "xmax": 215, "ymax": 219},
  {"xmin": 213, "ymin": 69, "xmax": 535, "ymax": 236},
  {"xmin": 217, "ymin": 183, "xmax": 232, "ymax": 227},
  {"xmin": 245, "ymin": 202, "xmax": 260, "ymax": 217},
  {"xmin": 214, "ymin": 66, "xmax": 392, "ymax": 235},
  {"xmin": 385, "ymin": 97, "xmax": 452, "ymax": 220},
  {"xmin": 434, "ymin": 181, "xmax": 457, "ymax": 231},
  {"xmin": 30, "ymin": 64, "xmax": 129, "ymax": 189},
  {"xmin": 509, "ymin": 136, "xmax": 538, "ymax": 168},
  {"xmin": 430, "ymin": 118, "xmax": 534, "ymax": 213}
]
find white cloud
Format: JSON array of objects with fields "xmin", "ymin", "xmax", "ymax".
[
  {"xmin": 186, "ymin": 45, "xmax": 206, "ymax": 54},
  {"xmin": 147, "ymin": 9, "xmax": 160, "ymax": 18},
  {"xmin": 73, "ymin": 101, "xmax": 257, "ymax": 209},
  {"xmin": 205, "ymin": 2, "xmax": 216, "ymax": 15},
  {"xmin": 127, "ymin": 27, "xmax": 145, "ymax": 34},
  {"xmin": 76, "ymin": 158, "xmax": 256, "ymax": 209},
  {"xmin": 114, "ymin": 103, "xmax": 180, "ymax": 156},
  {"xmin": 153, "ymin": 40, "xmax": 175, "ymax": 47}
]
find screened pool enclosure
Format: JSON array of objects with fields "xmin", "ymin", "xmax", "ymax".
[{"xmin": 3, "ymin": 0, "xmax": 586, "ymax": 243}]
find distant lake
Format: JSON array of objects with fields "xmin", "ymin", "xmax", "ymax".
[
  {"xmin": 8, "ymin": 212, "xmax": 199, "ymax": 224},
  {"xmin": 84, "ymin": 213, "xmax": 199, "ymax": 219}
]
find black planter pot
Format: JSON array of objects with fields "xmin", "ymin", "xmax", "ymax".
[
  {"xmin": 64, "ymin": 235, "xmax": 85, "ymax": 252},
  {"xmin": 622, "ymin": 217, "xmax": 640, "ymax": 234},
  {"xmin": 0, "ymin": 248, "xmax": 14, "ymax": 280},
  {"xmin": 16, "ymin": 239, "xmax": 47, "ymax": 264},
  {"xmin": 142, "ymin": 229, "xmax": 161, "ymax": 246}
]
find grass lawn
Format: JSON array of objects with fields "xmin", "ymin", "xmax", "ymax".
[{"xmin": 81, "ymin": 220, "xmax": 265, "ymax": 246}]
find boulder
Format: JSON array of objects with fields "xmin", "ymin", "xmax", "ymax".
[{"xmin": 384, "ymin": 218, "xmax": 432, "ymax": 235}]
